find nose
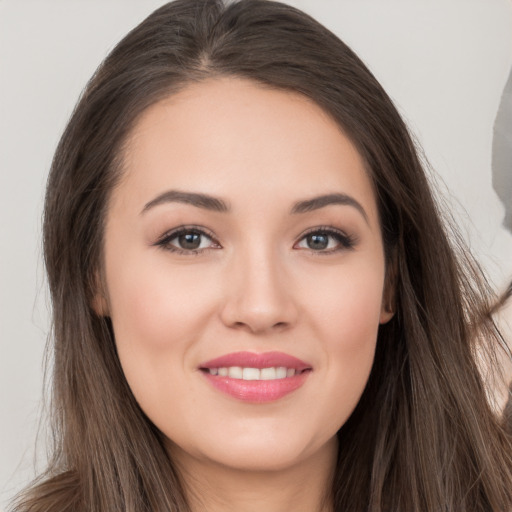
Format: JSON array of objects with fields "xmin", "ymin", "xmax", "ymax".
[{"xmin": 219, "ymin": 246, "xmax": 299, "ymax": 335}]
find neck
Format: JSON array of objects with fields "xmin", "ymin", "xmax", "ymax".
[{"xmin": 169, "ymin": 437, "xmax": 338, "ymax": 512}]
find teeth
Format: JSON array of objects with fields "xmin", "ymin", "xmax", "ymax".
[
  {"xmin": 260, "ymin": 367, "xmax": 276, "ymax": 380},
  {"xmin": 208, "ymin": 366, "xmax": 297, "ymax": 380},
  {"xmin": 242, "ymin": 367, "xmax": 260, "ymax": 380},
  {"xmin": 228, "ymin": 366, "xmax": 243, "ymax": 379},
  {"xmin": 276, "ymin": 367, "xmax": 287, "ymax": 379}
]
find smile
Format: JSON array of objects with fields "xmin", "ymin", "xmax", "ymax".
[
  {"xmin": 199, "ymin": 351, "xmax": 312, "ymax": 402},
  {"xmin": 204, "ymin": 367, "xmax": 300, "ymax": 380}
]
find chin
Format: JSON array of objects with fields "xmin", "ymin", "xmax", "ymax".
[{"xmin": 166, "ymin": 425, "xmax": 336, "ymax": 474}]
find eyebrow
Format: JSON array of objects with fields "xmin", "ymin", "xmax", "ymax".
[
  {"xmin": 291, "ymin": 193, "xmax": 369, "ymax": 223},
  {"xmin": 141, "ymin": 190, "xmax": 230, "ymax": 214},
  {"xmin": 141, "ymin": 189, "xmax": 368, "ymax": 223}
]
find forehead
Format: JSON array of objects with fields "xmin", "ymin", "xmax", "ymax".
[{"xmin": 116, "ymin": 76, "xmax": 378, "ymax": 222}]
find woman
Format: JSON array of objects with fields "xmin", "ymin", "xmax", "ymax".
[{"xmin": 12, "ymin": 0, "xmax": 512, "ymax": 510}]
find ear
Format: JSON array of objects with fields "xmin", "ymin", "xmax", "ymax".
[
  {"xmin": 92, "ymin": 292, "xmax": 109, "ymax": 317},
  {"xmin": 379, "ymin": 250, "xmax": 397, "ymax": 324},
  {"xmin": 91, "ymin": 270, "xmax": 110, "ymax": 317},
  {"xmin": 379, "ymin": 302, "xmax": 395, "ymax": 324}
]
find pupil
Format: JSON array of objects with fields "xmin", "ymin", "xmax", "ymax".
[
  {"xmin": 179, "ymin": 232, "xmax": 201, "ymax": 249},
  {"xmin": 308, "ymin": 233, "xmax": 328, "ymax": 250}
]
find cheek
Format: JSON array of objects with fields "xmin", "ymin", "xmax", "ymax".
[
  {"xmin": 305, "ymin": 256, "xmax": 385, "ymax": 349},
  {"xmin": 300, "ymin": 259, "xmax": 385, "ymax": 426},
  {"xmin": 107, "ymin": 252, "xmax": 215, "ymax": 349},
  {"xmin": 104, "ymin": 252, "xmax": 218, "ymax": 407}
]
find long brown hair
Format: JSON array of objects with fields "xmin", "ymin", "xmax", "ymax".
[{"xmin": 12, "ymin": 1, "xmax": 512, "ymax": 510}]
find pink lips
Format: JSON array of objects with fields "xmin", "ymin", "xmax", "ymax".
[{"xmin": 199, "ymin": 351, "xmax": 312, "ymax": 403}]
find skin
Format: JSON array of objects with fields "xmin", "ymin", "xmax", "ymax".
[{"xmin": 97, "ymin": 77, "xmax": 393, "ymax": 512}]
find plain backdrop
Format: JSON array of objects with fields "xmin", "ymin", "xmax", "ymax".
[{"xmin": 1, "ymin": 0, "xmax": 511, "ymax": 509}]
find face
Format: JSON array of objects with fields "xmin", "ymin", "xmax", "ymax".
[{"xmin": 98, "ymin": 77, "xmax": 393, "ymax": 473}]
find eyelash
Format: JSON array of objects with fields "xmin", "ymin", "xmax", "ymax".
[
  {"xmin": 294, "ymin": 226, "xmax": 357, "ymax": 254},
  {"xmin": 154, "ymin": 225, "xmax": 220, "ymax": 255},
  {"xmin": 154, "ymin": 225, "xmax": 357, "ymax": 255}
]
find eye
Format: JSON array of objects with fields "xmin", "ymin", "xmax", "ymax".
[
  {"xmin": 155, "ymin": 227, "xmax": 220, "ymax": 254},
  {"xmin": 295, "ymin": 228, "xmax": 356, "ymax": 253}
]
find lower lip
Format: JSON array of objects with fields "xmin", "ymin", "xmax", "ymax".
[{"xmin": 201, "ymin": 371, "xmax": 311, "ymax": 403}]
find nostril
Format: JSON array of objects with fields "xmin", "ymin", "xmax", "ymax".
[
  {"xmin": 228, "ymin": 320, "xmax": 290, "ymax": 334},
  {"xmin": 219, "ymin": 293, "xmax": 298, "ymax": 333}
]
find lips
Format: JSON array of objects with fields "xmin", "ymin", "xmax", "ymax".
[{"xmin": 199, "ymin": 351, "xmax": 312, "ymax": 403}]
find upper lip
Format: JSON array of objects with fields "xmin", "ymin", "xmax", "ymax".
[{"xmin": 199, "ymin": 351, "xmax": 312, "ymax": 371}]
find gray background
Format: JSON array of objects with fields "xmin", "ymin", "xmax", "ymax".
[{"xmin": 1, "ymin": 0, "xmax": 511, "ymax": 509}]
